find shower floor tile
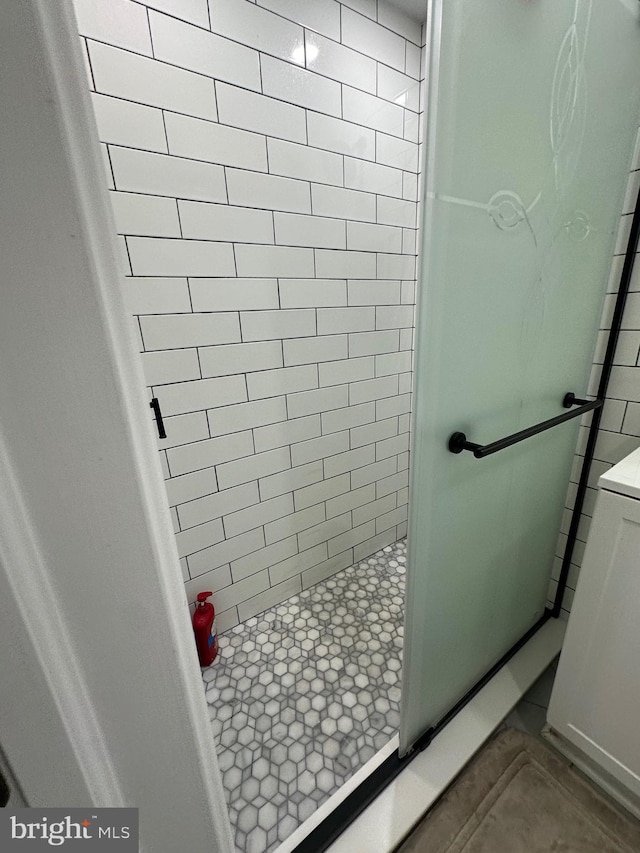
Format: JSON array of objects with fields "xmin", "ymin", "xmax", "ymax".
[{"xmin": 202, "ymin": 540, "xmax": 406, "ymax": 853}]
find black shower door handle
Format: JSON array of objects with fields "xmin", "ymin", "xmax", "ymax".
[
  {"xmin": 150, "ymin": 397, "xmax": 167, "ymax": 439},
  {"xmin": 448, "ymin": 392, "xmax": 603, "ymax": 459}
]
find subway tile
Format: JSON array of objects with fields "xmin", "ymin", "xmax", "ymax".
[
  {"xmin": 110, "ymin": 192, "xmax": 180, "ymax": 238},
  {"xmin": 235, "ymin": 245, "xmax": 315, "ymax": 278},
  {"xmin": 262, "ymin": 55, "xmax": 341, "ymax": 117},
  {"xmin": 165, "ymin": 467, "xmax": 218, "ymax": 508},
  {"xmin": 247, "ymin": 365, "xmax": 318, "ymax": 399},
  {"xmin": 227, "ymin": 168, "xmax": 311, "ymax": 214},
  {"xmin": 326, "ymin": 483, "xmax": 375, "ymax": 519},
  {"xmin": 217, "ymin": 447, "xmax": 291, "ymax": 490},
  {"xmin": 350, "ymin": 416, "xmax": 397, "ymax": 449},
  {"xmin": 254, "ymin": 415, "xmax": 321, "ymax": 453},
  {"xmin": 175, "ymin": 517, "xmax": 224, "ymax": 558},
  {"xmin": 185, "ymin": 567, "xmax": 233, "ymax": 607},
  {"xmin": 267, "ymin": 138, "xmax": 343, "ymax": 186},
  {"xmin": 322, "ymin": 403, "xmax": 374, "ymax": 435},
  {"xmin": 291, "ymin": 430, "xmax": 350, "ymax": 466},
  {"xmin": 274, "ymin": 212, "xmax": 345, "ymax": 250},
  {"xmin": 353, "ymin": 527, "xmax": 396, "ymax": 562},
  {"xmin": 178, "ymin": 482, "xmax": 259, "ymax": 530},
  {"xmin": 377, "ymin": 65, "xmax": 420, "ymax": 111},
  {"xmin": 403, "ymin": 171, "xmax": 418, "ymax": 201},
  {"xmin": 352, "ymin": 493, "xmax": 396, "ymax": 527},
  {"xmin": 159, "ymin": 452, "xmax": 170, "ymax": 479},
  {"xmin": 279, "ymin": 279, "xmax": 347, "ymax": 308},
  {"xmin": 376, "ymin": 392, "xmax": 411, "ymax": 419},
  {"xmin": 377, "ymin": 196, "xmax": 416, "ymax": 228},
  {"xmin": 349, "ymin": 330, "xmax": 399, "ymax": 357},
  {"xmin": 90, "ymin": 93, "xmax": 167, "ymax": 152},
  {"xmin": 401, "ymin": 280, "xmax": 416, "ymax": 304},
  {"xmin": 350, "ymin": 375, "xmax": 398, "ymax": 405},
  {"xmin": 88, "ymin": 41, "xmax": 216, "ymax": 121},
  {"xmin": 376, "ymin": 305, "xmax": 415, "ymax": 329},
  {"xmin": 122, "ymin": 277, "xmax": 191, "ymax": 315},
  {"xmin": 399, "ymin": 328, "xmax": 414, "ymax": 351},
  {"xmin": 166, "ymin": 429, "xmax": 253, "ymax": 476},
  {"xmin": 397, "ymin": 449, "xmax": 409, "ymax": 469},
  {"xmin": 348, "ymin": 280, "xmax": 402, "ymax": 305},
  {"xmin": 156, "ymin": 374, "xmax": 246, "ymax": 416},
  {"xmin": 327, "ymin": 520, "xmax": 376, "ymax": 557},
  {"xmin": 317, "ymin": 307, "xmax": 375, "ymax": 335},
  {"xmin": 311, "ymin": 184, "xmax": 376, "ymax": 222},
  {"xmin": 110, "ymin": 147, "xmax": 226, "ymax": 203},
  {"xmin": 189, "ymin": 530, "xmax": 267, "ymax": 580},
  {"xmin": 256, "ymin": 0, "xmax": 340, "ymax": 40},
  {"xmin": 340, "ymin": 0, "xmax": 376, "ymax": 19},
  {"xmin": 294, "ymin": 473, "xmax": 350, "ymax": 511},
  {"xmin": 209, "ymin": 0, "xmax": 304, "ymax": 64},
  {"xmin": 150, "ymin": 11, "xmax": 261, "ymax": 91},
  {"xmin": 269, "ymin": 542, "xmax": 328, "ymax": 585},
  {"xmin": 143, "ymin": 0, "xmax": 209, "ymax": 28},
  {"xmin": 306, "ymin": 32, "xmax": 376, "ymax": 93},
  {"xmin": 260, "ymin": 460, "xmax": 324, "ymax": 500},
  {"xmin": 237, "ymin": 575, "xmax": 302, "ymax": 621},
  {"xmin": 265, "ymin": 503, "xmax": 325, "ymax": 545},
  {"xmin": 315, "ymin": 250, "xmax": 377, "ymax": 279},
  {"xmin": 224, "ymin": 493, "xmax": 293, "ymax": 538},
  {"xmin": 231, "ymin": 536, "xmax": 298, "ymax": 583},
  {"xmin": 348, "ymin": 221, "xmax": 403, "ymax": 254},
  {"xmin": 73, "ymin": 0, "xmax": 152, "ymax": 55},
  {"xmin": 623, "ymin": 402, "xmax": 640, "ymax": 436},
  {"xmin": 301, "ymin": 549, "xmax": 353, "ymax": 589},
  {"xmin": 351, "ymin": 456, "xmax": 396, "ymax": 488},
  {"xmin": 377, "ymin": 3, "xmax": 422, "ymax": 45},
  {"xmin": 240, "ymin": 309, "xmax": 316, "ymax": 341},
  {"xmin": 100, "ymin": 144, "xmax": 115, "ymax": 190},
  {"xmin": 165, "ymin": 113, "xmax": 268, "ymax": 172},
  {"xmin": 178, "ymin": 201, "xmax": 274, "ymax": 243},
  {"xmin": 324, "ymin": 445, "xmax": 375, "ymax": 478},
  {"xmin": 376, "ymin": 432, "xmax": 410, "ymax": 460},
  {"xmin": 208, "ymin": 397, "xmax": 287, "ymax": 437},
  {"xmin": 345, "ymin": 157, "xmax": 403, "ymax": 198},
  {"xmin": 287, "ymin": 385, "xmax": 349, "ymax": 418},
  {"xmin": 403, "ymin": 228, "xmax": 417, "ymax": 254},
  {"xmin": 307, "ymin": 114, "xmax": 375, "ymax": 164},
  {"xmin": 377, "ymin": 132, "xmax": 419, "ymax": 171},
  {"xmin": 375, "ymin": 350, "xmax": 412, "ymax": 376},
  {"xmin": 199, "ymin": 340, "xmax": 283, "ymax": 378},
  {"xmin": 216, "ymin": 606, "xmax": 239, "ymax": 634},
  {"xmin": 343, "ymin": 87, "xmax": 404, "ymax": 138},
  {"xmin": 398, "ymin": 413, "xmax": 411, "ymax": 434},
  {"xmin": 141, "ymin": 348, "xmax": 200, "ymax": 386},
  {"xmin": 298, "ymin": 513, "xmax": 351, "ymax": 552},
  {"xmin": 216, "ymin": 83, "xmax": 306, "ymax": 144},
  {"xmin": 156, "ymin": 411, "xmax": 209, "ymax": 450},
  {"xmin": 404, "ymin": 110, "xmax": 419, "ymax": 143},
  {"xmin": 139, "ymin": 313, "xmax": 240, "ymax": 351},
  {"xmin": 190, "ymin": 279, "xmax": 280, "ymax": 313},
  {"xmin": 376, "ymin": 469, "xmax": 409, "ymax": 498},
  {"xmin": 377, "ymin": 253, "xmax": 416, "ymax": 279},
  {"xmin": 318, "ymin": 356, "xmax": 374, "ymax": 386},
  {"xmin": 284, "ymin": 334, "xmax": 349, "ymax": 366},
  {"xmin": 341, "ymin": 8, "xmax": 405, "ymax": 72},
  {"xmin": 405, "ymin": 42, "xmax": 422, "ymax": 80}
]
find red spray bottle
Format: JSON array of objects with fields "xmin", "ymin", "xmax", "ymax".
[{"xmin": 193, "ymin": 591, "xmax": 219, "ymax": 666}]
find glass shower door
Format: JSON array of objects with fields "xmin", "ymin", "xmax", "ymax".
[{"xmin": 401, "ymin": 0, "xmax": 640, "ymax": 753}]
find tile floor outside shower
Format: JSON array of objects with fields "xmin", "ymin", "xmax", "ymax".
[{"xmin": 202, "ymin": 539, "xmax": 407, "ymax": 853}]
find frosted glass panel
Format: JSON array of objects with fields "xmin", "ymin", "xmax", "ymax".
[{"xmin": 401, "ymin": 0, "xmax": 640, "ymax": 753}]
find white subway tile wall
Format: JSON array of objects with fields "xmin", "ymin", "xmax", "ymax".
[
  {"xmin": 551, "ymin": 126, "xmax": 640, "ymax": 617},
  {"xmin": 74, "ymin": 0, "xmax": 424, "ymax": 626}
]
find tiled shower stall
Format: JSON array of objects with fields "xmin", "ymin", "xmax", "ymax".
[{"xmin": 74, "ymin": 0, "xmax": 426, "ymax": 631}]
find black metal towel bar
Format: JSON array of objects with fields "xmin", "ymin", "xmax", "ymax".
[{"xmin": 448, "ymin": 392, "xmax": 603, "ymax": 459}]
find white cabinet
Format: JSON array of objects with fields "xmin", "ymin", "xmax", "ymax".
[{"xmin": 547, "ymin": 449, "xmax": 640, "ymax": 800}]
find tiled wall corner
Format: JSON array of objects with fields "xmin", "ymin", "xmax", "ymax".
[
  {"xmin": 549, "ymin": 125, "xmax": 640, "ymax": 616},
  {"xmin": 73, "ymin": 0, "xmax": 426, "ymax": 629}
]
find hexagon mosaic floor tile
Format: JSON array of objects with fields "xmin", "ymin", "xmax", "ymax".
[{"xmin": 202, "ymin": 539, "xmax": 406, "ymax": 853}]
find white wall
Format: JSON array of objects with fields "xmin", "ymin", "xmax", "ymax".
[
  {"xmin": 73, "ymin": 0, "xmax": 426, "ymax": 630},
  {"xmin": 550, "ymin": 126, "xmax": 640, "ymax": 615}
]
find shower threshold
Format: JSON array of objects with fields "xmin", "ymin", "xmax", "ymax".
[{"xmin": 202, "ymin": 540, "xmax": 407, "ymax": 853}]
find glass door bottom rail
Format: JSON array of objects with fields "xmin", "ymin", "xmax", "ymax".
[{"xmin": 202, "ymin": 540, "xmax": 406, "ymax": 853}]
